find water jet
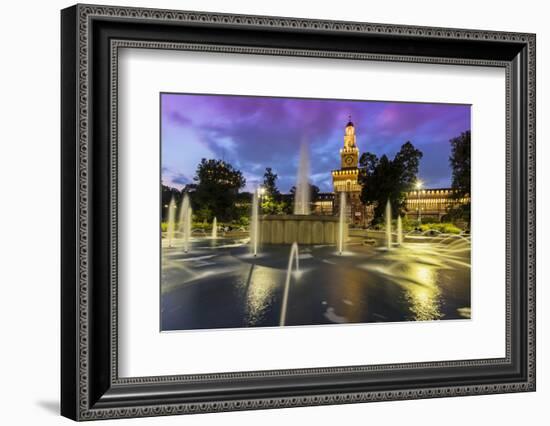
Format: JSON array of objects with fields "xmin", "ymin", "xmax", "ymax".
[
  {"xmin": 338, "ymin": 192, "xmax": 346, "ymax": 255},
  {"xmin": 211, "ymin": 217, "xmax": 218, "ymax": 239},
  {"xmin": 251, "ymin": 189, "xmax": 259, "ymax": 256},
  {"xmin": 280, "ymin": 242, "xmax": 300, "ymax": 326},
  {"xmin": 385, "ymin": 200, "xmax": 392, "ymax": 250},
  {"xmin": 293, "ymin": 143, "xmax": 310, "ymax": 215},
  {"xmin": 166, "ymin": 197, "xmax": 176, "ymax": 248},
  {"xmin": 397, "ymin": 215, "xmax": 403, "ymax": 246}
]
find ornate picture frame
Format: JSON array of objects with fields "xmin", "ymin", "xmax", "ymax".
[{"xmin": 61, "ymin": 4, "xmax": 535, "ymax": 421}]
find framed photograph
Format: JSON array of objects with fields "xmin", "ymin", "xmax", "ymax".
[{"xmin": 61, "ymin": 4, "xmax": 536, "ymax": 421}]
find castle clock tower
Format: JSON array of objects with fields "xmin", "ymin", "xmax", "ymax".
[
  {"xmin": 332, "ymin": 118, "xmax": 368, "ymax": 226},
  {"xmin": 341, "ymin": 120, "xmax": 359, "ymax": 169}
]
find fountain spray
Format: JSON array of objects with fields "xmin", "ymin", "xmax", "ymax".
[
  {"xmin": 178, "ymin": 193, "xmax": 190, "ymax": 236},
  {"xmin": 397, "ymin": 215, "xmax": 403, "ymax": 246},
  {"xmin": 251, "ymin": 189, "xmax": 259, "ymax": 256},
  {"xmin": 166, "ymin": 197, "xmax": 176, "ymax": 248},
  {"xmin": 386, "ymin": 200, "xmax": 392, "ymax": 250},
  {"xmin": 338, "ymin": 192, "xmax": 346, "ymax": 255},
  {"xmin": 178, "ymin": 193, "xmax": 192, "ymax": 253},
  {"xmin": 212, "ymin": 217, "xmax": 217, "ymax": 239},
  {"xmin": 280, "ymin": 242, "xmax": 300, "ymax": 326},
  {"xmin": 293, "ymin": 142, "xmax": 311, "ymax": 215},
  {"xmin": 184, "ymin": 207, "xmax": 192, "ymax": 253}
]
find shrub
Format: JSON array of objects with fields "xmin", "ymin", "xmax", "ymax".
[
  {"xmin": 419, "ymin": 222, "xmax": 461, "ymax": 234},
  {"xmin": 236, "ymin": 216, "xmax": 250, "ymax": 227}
]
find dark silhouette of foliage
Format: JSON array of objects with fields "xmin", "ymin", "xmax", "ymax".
[
  {"xmin": 192, "ymin": 159, "xmax": 246, "ymax": 221},
  {"xmin": 261, "ymin": 167, "xmax": 285, "ymax": 214},
  {"xmin": 449, "ymin": 131, "xmax": 471, "ymax": 198},
  {"xmin": 359, "ymin": 141, "xmax": 423, "ymax": 222},
  {"xmin": 262, "ymin": 167, "xmax": 280, "ymax": 198},
  {"xmin": 448, "ymin": 130, "xmax": 471, "ymax": 225}
]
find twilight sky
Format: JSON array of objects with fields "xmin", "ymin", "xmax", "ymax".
[{"xmin": 161, "ymin": 93, "xmax": 470, "ymax": 193}]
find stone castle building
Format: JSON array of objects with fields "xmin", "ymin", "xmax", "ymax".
[
  {"xmin": 330, "ymin": 119, "xmax": 371, "ymax": 226},
  {"xmin": 404, "ymin": 188, "xmax": 470, "ymax": 221},
  {"xmin": 310, "ymin": 118, "xmax": 467, "ymax": 227}
]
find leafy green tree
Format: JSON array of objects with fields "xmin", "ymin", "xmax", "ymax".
[
  {"xmin": 393, "ymin": 142, "xmax": 423, "ymax": 188},
  {"xmin": 261, "ymin": 198, "xmax": 288, "ymax": 215},
  {"xmin": 262, "ymin": 167, "xmax": 280, "ymax": 198},
  {"xmin": 448, "ymin": 131, "xmax": 471, "ymax": 224},
  {"xmin": 192, "ymin": 159, "xmax": 246, "ymax": 221},
  {"xmin": 449, "ymin": 131, "xmax": 471, "ymax": 198},
  {"xmin": 359, "ymin": 141, "xmax": 423, "ymax": 222},
  {"xmin": 261, "ymin": 167, "xmax": 284, "ymax": 214}
]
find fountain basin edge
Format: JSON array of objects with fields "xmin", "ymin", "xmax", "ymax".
[{"xmin": 259, "ymin": 214, "xmax": 347, "ymax": 245}]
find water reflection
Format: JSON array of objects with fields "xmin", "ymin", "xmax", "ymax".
[
  {"xmin": 161, "ymin": 233, "xmax": 471, "ymax": 331},
  {"xmin": 403, "ymin": 264, "xmax": 442, "ymax": 321},
  {"xmin": 244, "ymin": 266, "xmax": 279, "ymax": 325}
]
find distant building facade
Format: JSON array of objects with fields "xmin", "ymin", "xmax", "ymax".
[
  {"xmin": 404, "ymin": 188, "xmax": 470, "ymax": 221},
  {"xmin": 312, "ymin": 192, "xmax": 335, "ymax": 216}
]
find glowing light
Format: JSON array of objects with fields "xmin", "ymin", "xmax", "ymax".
[
  {"xmin": 244, "ymin": 267, "xmax": 278, "ymax": 326},
  {"xmin": 405, "ymin": 264, "xmax": 442, "ymax": 321}
]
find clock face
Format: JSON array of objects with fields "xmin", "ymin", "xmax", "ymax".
[{"xmin": 345, "ymin": 155, "xmax": 354, "ymax": 165}]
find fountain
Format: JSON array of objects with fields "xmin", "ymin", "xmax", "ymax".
[
  {"xmin": 385, "ymin": 200, "xmax": 392, "ymax": 250},
  {"xmin": 211, "ymin": 217, "xmax": 218, "ymax": 239},
  {"xmin": 166, "ymin": 197, "xmax": 176, "ymax": 248},
  {"xmin": 259, "ymin": 142, "xmax": 343, "ymax": 245},
  {"xmin": 177, "ymin": 193, "xmax": 192, "ymax": 253},
  {"xmin": 184, "ymin": 207, "xmax": 192, "ymax": 253},
  {"xmin": 338, "ymin": 192, "xmax": 346, "ymax": 255},
  {"xmin": 397, "ymin": 215, "xmax": 403, "ymax": 246},
  {"xmin": 293, "ymin": 142, "xmax": 311, "ymax": 215},
  {"xmin": 178, "ymin": 193, "xmax": 190, "ymax": 235},
  {"xmin": 250, "ymin": 189, "xmax": 259, "ymax": 256},
  {"xmin": 279, "ymin": 242, "xmax": 300, "ymax": 326}
]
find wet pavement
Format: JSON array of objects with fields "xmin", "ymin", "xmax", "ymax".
[{"xmin": 161, "ymin": 233, "xmax": 471, "ymax": 331}]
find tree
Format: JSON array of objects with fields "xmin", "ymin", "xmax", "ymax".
[
  {"xmin": 192, "ymin": 159, "xmax": 246, "ymax": 221},
  {"xmin": 448, "ymin": 131, "xmax": 471, "ymax": 224},
  {"xmin": 393, "ymin": 142, "xmax": 423, "ymax": 189},
  {"xmin": 359, "ymin": 141, "xmax": 423, "ymax": 222},
  {"xmin": 261, "ymin": 167, "xmax": 284, "ymax": 214},
  {"xmin": 449, "ymin": 131, "xmax": 471, "ymax": 198},
  {"xmin": 262, "ymin": 167, "xmax": 280, "ymax": 198}
]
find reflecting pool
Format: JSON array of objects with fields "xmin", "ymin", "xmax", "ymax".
[{"xmin": 160, "ymin": 230, "xmax": 471, "ymax": 331}]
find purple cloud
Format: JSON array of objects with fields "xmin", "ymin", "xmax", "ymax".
[{"xmin": 161, "ymin": 93, "xmax": 470, "ymax": 192}]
